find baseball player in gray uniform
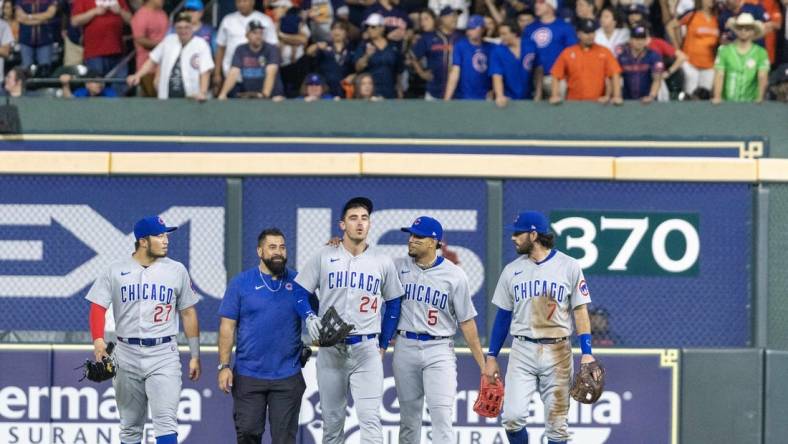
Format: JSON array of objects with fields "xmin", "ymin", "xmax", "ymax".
[
  {"xmin": 295, "ymin": 197, "xmax": 404, "ymax": 444},
  {"xmin": 393, "ymin": 216, "xmax": 486, "ymax": 444},
  {"xmin": 86, "ymin": 216, "xmax": 201, "ymax": 444},
  {"xmin": 483, "ymin": 211, "xmax": 596, "ymax": 444}
]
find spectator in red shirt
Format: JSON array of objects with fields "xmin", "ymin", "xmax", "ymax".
[
  {"xmin": 550, "ymin": 18, "xmax": 623, "ymax": 104},
  {"xmin": 71, "ymin": 0, "xmax": 132, "ymax": 77},
  {"xmin": 131, "ymin": 0, "xmax": 168, "ymax": 97}
]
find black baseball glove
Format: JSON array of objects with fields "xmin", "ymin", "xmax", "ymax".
[
  {"xmin": 78, "ymin": 342, "xmax": 116, "ymax": 383},
  {"xmin": 317, "ymin": 306, "xmax": 355, "ymax": 347}
]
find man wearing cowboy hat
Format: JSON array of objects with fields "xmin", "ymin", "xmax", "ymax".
[{"xmin": 712, "ymin": 13, "xmax": 770, "ymax": 103}]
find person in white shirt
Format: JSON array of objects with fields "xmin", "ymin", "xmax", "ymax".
[
  {"xmin": 594, "ymin": 6, "xmax": 629, "ymax": 54},
  {"xmin": 128, "ymin": 12, "xmax": 214, "ymax": 100},
  {"xmin": 213, "ymin": 0, "xmax": 278, "ymax": 91}
]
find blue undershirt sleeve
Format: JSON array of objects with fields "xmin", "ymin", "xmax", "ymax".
[
  {"xmin": 487, "ymin": 308, "xmax": 513, "ymax": 357},
  {"xmin": 379, "ymin": 296, "xmax": 402, "ymax": 350}
]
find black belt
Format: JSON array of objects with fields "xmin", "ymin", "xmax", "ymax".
[
  {"xmin": 118, "ymin": 336, "xmax": 174, "ymax": 346},
  {"xmin": 515, "ymin": 336, "xmax": 568, "ymax": 344}
]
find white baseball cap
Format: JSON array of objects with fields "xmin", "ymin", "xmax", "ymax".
[{"xmin": 364, "ymin": 13, "xmax": 385, "ymax": 27}]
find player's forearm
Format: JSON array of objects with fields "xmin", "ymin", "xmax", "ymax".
[
  {"xmin": 217, "ymin": 317, "xmax": 236, "ymax": 364},
  {"xmin": 180, "ymin": 306, "xmax": 200, "ymax": 338},
  {"xmin": 573, "ymin": 305, "xmax": 591, "ymax": 335},
  {"xmin": 487, "ymin": 308, "xmax": 512, "ymax": 357},
  {"xmin": 89, "ymin": 303, "xmax": 108, "ymax": 341},
  {"xmin": 444, "ymin": 67, "xmax": 460, "ymax": 100},
  {"xmin": 492, "ymin": 75, "xmax": 505, "ymax": 99},
  {"xmin": 459, "ymin": 319, "xmax": 485, "ymax": 368},
  {"xmin": 379, "ymin": 297, "xmax": 402, "ymax": 350}
]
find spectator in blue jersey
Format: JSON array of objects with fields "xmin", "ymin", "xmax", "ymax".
[
  {"xmin": 491, "ymin": 19, "xmax": 537, "ymax": 106},
  {"xmin": 410, "ymin": 6, "xmax": 462, "ymax": 99},
  {"xmin": 444, "ymin": 14, "xmax": 493, "ymax": 100},
  {"xmin": 353, "ymin": 12, "xmax": 405, "ymax": 98},
  {"xmin": 523, "ymin": 0, "xmax": 577, "ymax": 100},
  {"xmin": 618, "ymin": 24, "xmax": 664, "ymax": 102},
  {"xmin": 300, "ymin": 72, "xmax": 337, "ymax": 100},
  {"xmin": 363, "ymin": 0, "xmax": 411, "ymax": 43},
  {"xmin": 59, "ymin": 69, "xmax": 118, "ymax": 98},
  {"xmin": 217, "ymin": 20, "xmax": 283, "ymax": 99},
  {"xmin": 306, "ymin": 20, "xmax": 355, "ymax": 97},
  {"xmin": 218, "ymin": 227, "xmax": 312, "ymax": 444}
]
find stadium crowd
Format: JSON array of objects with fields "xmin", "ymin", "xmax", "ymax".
[{"xmin": 1, "ymin": 0, "xmax": 786, "ymax": 102}]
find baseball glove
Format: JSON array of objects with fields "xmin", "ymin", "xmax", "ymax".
[
  {"xmin": 570, "ymin": 360, "xmax": 605, "ymax": 404},
  {"xmin": 78, "ymin": 342, "xmax": 116, "ymax": 383},
  {"xmin": 317, "ymin": 306, "xmax": 355, "ymax": 347},
  {"xmin": 473, "ymin": 376, "xmax": 505, "ymax": 418}
]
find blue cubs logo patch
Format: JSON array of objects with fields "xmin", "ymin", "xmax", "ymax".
[
  {"xmin": 472, "ymin": 51, "xmax": 488, "ymax": 73},
  {"xmin": 532, "ymin": 27, "xmax": 553, "ymax": 48},
  {"xmin": 579, "ymin": 279, "xmax": 589, "ymax": 296}
]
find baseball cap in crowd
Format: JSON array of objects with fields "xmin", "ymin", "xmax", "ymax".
[
  {"xmin": 630, "ymin": 24, "xmax": 648, "ymax": 38},
  {"xmin": 134, "ymin": 216, "xmax": 178, "ymax": 240},
  {"xmin": 577, "ymin": 18, "xmax": 598, "ymax": 33},
  {"xmin": 542, "ymin": 0, "xmax": 559, "ymax": 10},
  {"xmin": 364, "ymin": 13, "xmax": 385, "ymax": 27},
  {"xmin": 401, "ymin": 216, "xmax": 443, "ymax": 242},
  {"xmin": 439, "ymin": 6, "xmax": 461, "ymax": 16},
  {"xmin": 626, "ymin": 3, "xmax": 648, "ymax": 16},
  {"xmin": 183, "ymin": 0, "xmax": 203, "ymax": 11},
  {"xmin": 466, "ymin": 14, "xmax": 485, "ymax": 29},
  {"xmin": 247, "ymin": 19, "xmax": 265, "ymax": 32},
  {"xmin": 306, "ymin": 73, "xmax": 324, "ymax": 86},
  {"xmin": 174, "ymin": 11, "xmax": 192, "ymax": 23},
  {"xmin": 504, "ymin": 211, "xmax": 550, "ymax": 234},
  {"xmin": 342, "ymin": 197, "xmax": 373, "ymax": 217}
]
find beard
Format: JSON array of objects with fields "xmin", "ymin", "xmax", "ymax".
[
  {"xmin": 516, "ymin": 239, "xmax": 533, "ymax": 256},
  {"xmin": 146, "ymin": 244, "xmax": 167, "ymax": 259},
  {"xmin": 263, "ymin": 255, "xmax": 287, "ymax": 276}
]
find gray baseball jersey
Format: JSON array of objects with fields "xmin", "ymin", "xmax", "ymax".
[
  {"xmin": 86, "ymin": 257, "xmax": 199, "ymax": 338},
  {"xmin": 395, "ymin": 256, "xmax": 477, "ymax": 336},
  {"xmin": 295, "ymin": 245, "xmax": 404, "ymax": 335},
  {"xmin": 492, "ymin": 250, "xmax": 591, "ymax": 338}
]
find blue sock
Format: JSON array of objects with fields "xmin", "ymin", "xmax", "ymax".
[
  {"xmin": 156, "ymin": 434, "xmax": 177, "ymax": 444},
  {"xmin": 505, "ymin": 428, "xmax": 528, "ymax": 444}
]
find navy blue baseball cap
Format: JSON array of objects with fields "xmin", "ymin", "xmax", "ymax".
[
  {"xmin": 504, "ymin": 211, "xmax": 550, "ymax": 234},
  {"xmin": 134, "ymin": 216, "xmax": 178, "ymax": 240},
  {"xmin": 401, "ymin": 216, "xmax": 443, "ymax": 241},
  {"xmin": 467, "ymin": 14, "xmax": 485, "ymax": 30}
]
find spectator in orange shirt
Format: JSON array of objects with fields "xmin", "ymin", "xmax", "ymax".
[
  {"xmin": 550, "ymin": 18, "xmax": 623, "ymax": 104},
  {"xmin": 678, "ymin": 0, "xmax": 720, "ymax": 96}
]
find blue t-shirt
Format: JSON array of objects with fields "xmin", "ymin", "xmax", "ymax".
[
  {"xmin": 231, "ymin": 43, "xmax": 284, "ymax": 96},
  {"xmin": 618, "ymin": 46, "xmax": 664, "ymax": 99},
  {"xmin": 73, "ymin": 86, "xmax": 118, "ymax": 98},
  {"xmin": 489, "ymin": 41, "xmax": 536, "ymax": 100},
  {"xmin": 523, "ymin": 19, "xmax": 578, "ymax": 73},
  {"xmin": 411, "ymin": 30, "xmax": 462, "ymax": 98},
  {"xmin": 451, "ymin": 37, "xmax": 493, "ymax": 100},
  {"xmin": 352, "ymin": 41, "xmax": 404, "ymax": 99},
  {"xmin": 218, "ymin": 267, "xmax": 303, "ymax": 380}
]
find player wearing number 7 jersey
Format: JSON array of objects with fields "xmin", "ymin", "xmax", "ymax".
[
  {"xmin": 393, "ymin": 216, "xmax": 486, "ymax": 444},
  {"xmin": 85, "ymin": 216, "xmax": 201, "ymax": 444},
  {"xmin": 483, "ymin": 211, "xmax": 595, "ymax": 444},
  {"xmin": 294, "ymin": 197, "xmax": 404, "ymax": 444}
]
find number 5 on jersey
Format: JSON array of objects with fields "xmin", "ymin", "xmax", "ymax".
[{"xmin": 427, "ymin": 308, "xmax": 438, "ymax": 326}]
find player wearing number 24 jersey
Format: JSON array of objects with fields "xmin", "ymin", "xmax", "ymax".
[{"xmin": 294, "ymin": 197, "xmax": 404, "ymax": 444}]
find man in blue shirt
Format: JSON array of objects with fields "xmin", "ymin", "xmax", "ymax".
[
  {"xmin": 618, "ymin": 25, "xmax": 664, "ymax": 102},
  {"xmin": 491, "ymin": 19, "xmax": 537, "ymax": 106},
  {"xmin": 410, "ymin": 6, "xmax": 463, "ymax": 99},
  {"xmin": 523, "ymin": 0, "xmax": 577, "ymax": 100},
  {"xmin": 218, "ymin": 227, "xmax": 311, "ymax": 444},
  {"xmin": 444, "ymin": 14, "xmax": 494, "ymax": 100}
]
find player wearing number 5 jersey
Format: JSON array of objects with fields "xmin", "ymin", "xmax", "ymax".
[
  {"xmin": 294, "ymin": 197, "xmax": 405, "ymax": 444},
  {"xmin": 86, "ymin": 216, "xmax": 201, "ymax": 444},
  {"xmin": 393, "ymin": 216, "xmax": 485, "ymax": 444},
  {"xmin": 483, "ymin": 211, "xmax": 596, "ymax": 444}
]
